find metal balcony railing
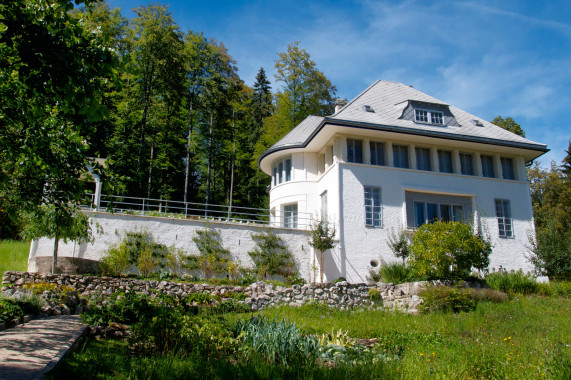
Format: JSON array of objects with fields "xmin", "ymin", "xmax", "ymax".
[{"xmin": 81, "ymin": 193, "xmax": 313, "ymax": 229}]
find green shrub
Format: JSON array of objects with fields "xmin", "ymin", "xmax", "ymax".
[
  {"xmin": 99, "ymin": 245, "xmax": 131, "ymax": 277},
  {"xmin": 249, "ymin": 229, "xmax": 297, "ymax": 280},
  {"xmin": 529, "ymin": 218, "xmax": 571, "ymax": 280},
  {"xmin": 469, "ymin": 288, "xmax": 508, "ymax": 303},
  {"xmin": 165, "ymin": 247, "xmax": 186, "ymax": 277},
  {"xmin": 189, "ymin": 229, "xmax": 232, "ymax": 278},
  {"xmin": 418, "ymin": 285, "xmax": 477, "ymax": 313},
  {"xmin": 203, "ymin": 299, "xmax": 251, "ymax": 315},
  {"xmin": 387, "ymin": 228, "xmax": 410, "ymax": 262},
  {"xmin": 18, "ymin": 293, "xmax": 46, "ymax": 315},
  {"xmin": 0, "ymin": 298, "xmax": 23, "ymax": 323},
  {"xmin": 485, "ymin": 269, "xmax": 538, "ymax": 295},
  {"xmin": 536, "ymin": 281, "xmax": 571, "ymax": 297},
  {"xmin": 185, "ymin": 291, "xmax": 214, "ymax": 305},
  {"xmin": 234, "ymin": 316, "xmax": 319, "ymax": 366},
  {"xmin": 100, "ymin": 231, "xmax": 171, "ymax": 277},
  {"xmin": 368, "ymin": 287, "xmax": 381, "ymax": 301},
  {"xmin": 408, "ymin": 221, "xmax": 491, "ymax": 280},
  {"xmin": 369, "ymin": 261, "xmax": 415, "ymax": 284},
  {"xmin": 287, "ymin": 275, "xmax": 306, "ymax": 286},
  {"xmin": 81, "ymin": 292, "xmax": 178, "ymax": 326},
  {"xmin": 178, "ymin": 315, "xmax": 237, "ymax": 359}
]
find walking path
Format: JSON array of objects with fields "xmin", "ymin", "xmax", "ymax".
[{"xmin": 0, "ymin": 315, "xmax": 87, "ymax": 380}]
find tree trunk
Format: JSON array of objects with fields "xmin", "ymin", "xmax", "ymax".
[
  {"xmin": 147, "ymin": 144, "xmax": 154, "ymax": 198},
  {"xmin": 319, "ymin": 250, "xmax": 324, "ymax": 283},
  {"xmin": 52, "ymin": 225, "xmax": 59, "ymax": 274},
  {"xmin": 184, "ymin": 103, "xmax": 194, "ymax": 204},
  {"xmin": 205, "ymin": 112, "xmax": 213, "ymax": 214},
  {"xmin": 228, "ymin": 108, "xmax": 236, "ymax": 219}
]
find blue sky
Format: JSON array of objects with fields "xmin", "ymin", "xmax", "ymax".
[{"xmin": 108, "ymin": 0, "xmax": 571, "ymax": 166}]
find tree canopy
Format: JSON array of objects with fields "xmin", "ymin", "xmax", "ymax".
[
  {"xmin": 527, "ymin": 158, "xmax": 571, "ymax": 280},
  {"xmin": 491, "ymin": 116, "xmax": 525, "ymax": 137},
  {"xmin": 0, "ymin": 2, "xmax": 339, "ymax": 245}
]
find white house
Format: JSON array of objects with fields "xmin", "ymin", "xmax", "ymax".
[{"xmin": 258, "ymin": 80, "xmax": 548, "ymax": 283}]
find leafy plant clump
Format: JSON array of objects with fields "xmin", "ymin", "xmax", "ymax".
[
  {"xmin": 368, "ymin": 261, "xmax": 416, "ymax": 284},
  {"xmin": 0, "ymin": 298, "xmax": 24, "ymax": 323},
  {"xmin": 368, "ymin": 287, "xmax": 381, "ymax": 301},
  {"xmin": 408, "ymin": 221, "xmax": 491, "ymax": 280},
  {"xmin": 234, "ymin": 316, "xmax": 320, "ymax": 366},
  {"xmin": 485, "ymin": 269, "xmax": 539, "ymax": 295},
  {"xmin": 418, "ymin": 285, "xmax": 477, "ymax": 313},
  {"xmin": 249, "ymin": 229, "xmax": 297, "ymax": 280},
  {"xmin": 99, "ymin": 231, "xmax": 173, "ymax": 277}
]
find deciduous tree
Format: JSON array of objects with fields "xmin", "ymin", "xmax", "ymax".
[
  {"xmin": 491, "ymin": 116, "xmax": 525, "ymax": 137},
  {"xmin": 0, "ymin": 0, "xmax": 117, "ymax": 270}
]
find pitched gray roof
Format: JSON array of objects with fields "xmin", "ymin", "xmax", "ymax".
[
  {"xmin": 270, "ymin": 115, "xmax": 325, "ymax": 148},
  {"xmin": 260, "ymin": 80, "xmax": 548, "ymax": 163}
]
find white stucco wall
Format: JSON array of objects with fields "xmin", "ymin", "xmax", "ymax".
[
  {"xmin": 28, "ymin": 212, "xmax": 314, "ymax": 280},
  {"xmin": 337, "ymin": 163, "xmax": 535, "ymax": 282},
  {"xmin": 267, "ymin": 155, "xmax": 536, "ymax": 283}
]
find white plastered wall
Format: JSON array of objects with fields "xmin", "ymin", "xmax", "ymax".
[
  {"xmin": 337, "ymin": 163, "xmax": 536, "ymax": 282},
  {"xmin": 28, "ymin": 212, "xmax": 314, "ymax": 280}
]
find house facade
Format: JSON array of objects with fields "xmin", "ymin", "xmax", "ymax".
[{"xmin": 258, "ymin": 80, "xmax": 548, "ymax": 283}]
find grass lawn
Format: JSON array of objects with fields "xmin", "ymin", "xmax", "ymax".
[
  {"xmin": 51, "ymin": 295, "xmax": 570, "ymax": 379},
  {"xmin": 0, "ymin": 240, "xmax": 30, "ymax": 274}
]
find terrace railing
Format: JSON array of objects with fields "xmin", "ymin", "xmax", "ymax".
[{"xmin": 82, "ymin": 193, "xmax": 313, "ymax": 229}]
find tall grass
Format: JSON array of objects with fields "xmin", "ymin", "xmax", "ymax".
[
  {"xmin": 53, "ymin": 297, "xmax": 570, "ymax": 379},
  {"xmin": 256, "ymin": 298, "xmax": 570, "ymax": 379},
  {"xmin": 0, "ymin": 239, "xmax": 30, "ymax": 274},
  {"xmin": 485, "ymin": 269, "xmax": 538, "ymax": 294}
]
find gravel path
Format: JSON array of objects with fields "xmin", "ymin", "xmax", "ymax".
[{"xmin": 0, "ymin": 315, "xmax": 87, "ymax": 380}]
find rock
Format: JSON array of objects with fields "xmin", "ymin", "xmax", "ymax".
[{"xmin": 61, "ymin": 304, "xmax": 71, "ymax": 315}]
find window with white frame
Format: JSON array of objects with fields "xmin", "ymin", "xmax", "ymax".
[
  {"xmin": 393, "ymin": 144, "xmax": 409, "ymax": 168},
  {"xmin": 459, "ymin": 153, "xmax": 474, "ymax": 175},
  {"xmin": 495, "ymin": 199, "xmax": 513, "ymax": 237},
  {"xmin": 438, "ymin": 150, "xmax": 453, "ymax": 173},
  {"xmin": 414, "ymin": 109, "xmax": 428, "ymax": 123},
  {"xmin": 347, "ymin": 139, "xmax": 363, "ymax": 163},
  {"xmin": 415, "ymin": 147, "xmax": 431, "ymax": 171},
  {"xmin": 415, "ymin": 109, "xmax": 444, "ymax": 125},
  {"xmin": 481, "ymin": 155, "xmax": 495, "ymax": 178},
  {"xmin": 501, "ymin": 157, "xmax": 515, "ymax": 180},
  {"xmin": 272, "ymin": 156, "xmax": 292, "ymax": 186},
  {"xmin": 406, "ymin": 191, "xmax": 472, "ymax": 229},
  {"xmin": 431, "ymin": 111, "xmax": 444, "ymax": 124},
  {"xmin": 364, "ymin": 186, "xmax": 382, "ymax": 227},
  {"xmin": 284, "ymin": 203, "xmax": 298, "ymax": 228},
  {"xmin": 370, "ymin": 141, "xmax": 385, "ymax": 166}
]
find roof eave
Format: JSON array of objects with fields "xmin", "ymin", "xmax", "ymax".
[{"xmin": 257, "ymin": 118, "xmax": 549, "ymax": 170}]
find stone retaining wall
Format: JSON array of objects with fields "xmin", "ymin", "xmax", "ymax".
[{"xmin": 2, "ymin": 271, "xmax": 431, "ymax": 313}]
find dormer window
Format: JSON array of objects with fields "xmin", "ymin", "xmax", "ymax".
[
  {"xmin": 431, "ymin": 111, "xmax": 443, "ymax": 124},
  {"xmin": 415, "ymin": 109, "xmax": 444, "ymax": 125}
]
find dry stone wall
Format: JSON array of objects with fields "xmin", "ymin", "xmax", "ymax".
[{"xmin": 2, "ymin": 271, "xmax": 432, "ymax": 313}]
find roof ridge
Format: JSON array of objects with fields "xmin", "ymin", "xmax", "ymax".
[{"xmin": 332, "ymin": 79, "xmax": 381, "ymax": 116}]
